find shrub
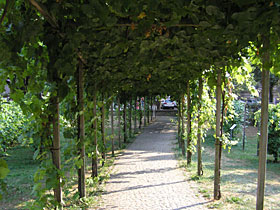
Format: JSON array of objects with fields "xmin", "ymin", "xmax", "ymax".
[
  {"xmin": 224, "ymin": 100, "xmax": 246, "ymax": 142},
  {"xmin": 255, "ymin": 103, "xmax": 280, "ymax": 162},
  {"xmin": 0, "ymin": 97, "xmax": 32, "ymax": 154}
]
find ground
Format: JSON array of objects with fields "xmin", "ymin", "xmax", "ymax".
[{"xmin": 98, "ymin": 116, "xmax": 209, "ymax": 210}]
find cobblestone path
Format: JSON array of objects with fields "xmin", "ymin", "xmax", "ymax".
[{"xmin": 99, "ymin": 116, "xmax": 210, "ymax": 210}]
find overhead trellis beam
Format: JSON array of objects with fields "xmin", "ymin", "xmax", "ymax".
[{"xmin": 29, "ymin": 0, "xmax": 59, "ymax": 29}]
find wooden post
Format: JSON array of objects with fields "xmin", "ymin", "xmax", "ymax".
[
  {"xmin": 150, "ymin": 97, "xmax": 153, "ymax": 122},
  {"xmin": 101, "ymin": 98, "xmax": 106, "ymax": 166},
  {"xmin": 77, "ymin": 62, "xmax": 86, "ymax": 198},
  {"xmin": 51, "ymin": 96, "xmax": 62, "ymax": 205},
  {"xmin": 123, "ymin": 101, "xmax": 127, "ymax": 143},
  {"xmin": 197, "ymin": 77, "xmax": 203, "ymax": 176},
  {"xmin": 129, "ymin": 98, "xmax": 132, "ymax": 138},
  {"xmin": 111, "ymin": 101, "xmax": 115, "ymax": 157},
  {"xmin": 214, "ymin": 69, "xmax": 222, "ymax": 200},
  {"xmin": 186, "ymin": 81, "xmax": 192, "ymax": 165},
  {"xmin": 181, "ymin": 95, "xmax": 186, "ymax": 156},
  {"xmin": 243, "ymin": 102, "xmax": 247, "ymax": 151},
  {"xmin": 147, "ymin": 97, "xmax": 150, "ymax": 124},
  {"xmin": 178, "ymin": 98, "xmax": 182, "ymax": 148},
  {"xmin": 144, "ymin": 97, "xmax": 146, "ymax": 126},
  {"xmin": 134, "ymin": 97, "xmax": 137, "ymax": 133},
  {"xmin": 118, "ymin": 97, "xmax": 121, "ymax": 148},
  {"xmin": 92, "ymin": 93, "xmax": 98, "ymax": 177},
  {"xmin": 139, "ymin": 98, "xmax": 142, "ymax": 129},
  {"xmin": 256, "ymin": 35, "xmax": 270, "ymax": 210}
]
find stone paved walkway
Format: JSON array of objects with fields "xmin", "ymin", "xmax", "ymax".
[{"xmin": 99, "ymin": 116, "xmax": 210, "ymax": 210}]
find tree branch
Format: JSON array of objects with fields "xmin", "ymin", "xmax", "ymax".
[
  {"xmin": 28, "ymin": 0, "xmax": 59, "ymax": 29},
  {"xmin": 0, "ymin": 0, "xmax": 10, "ymax": 25}
]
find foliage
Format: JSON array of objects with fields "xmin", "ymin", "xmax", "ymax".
[
  {"xmin": 0, "ymin": 97, "xmax": 33, "ymax": 153},
  {"xmin": 190, "ymin": 76, "xmax": 216, "ymax": 152},
  {"xmin": 223, "ymin": 100, "xmax": 246, "ymax": 142},
  {"xmin": 1, "ymin": 0, "xmax": 280, "ymax": 207},
  {"xmin": 255, "ymin": 103, "xmax": 280, "ymax": 162}
]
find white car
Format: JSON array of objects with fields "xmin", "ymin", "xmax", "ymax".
[{"xmin": 161, "ymin": 100, "xmax": 175, "ymax": 109}]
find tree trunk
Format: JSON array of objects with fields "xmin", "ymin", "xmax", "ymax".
[
  {"xmin": 147, "ymin": 97, "xmax": 150, "ymax": 124},
  {"xmin": 134, "ymin": 97, "xmax": 137, "ymax": 133},
  {"xmin": 150, "ymin": 97, "xmax": 153, "ymax": 122},
  {"xmin": 111, "ymin": 101, "xmax": 114, "ymax": 157},
  {"xmin": 118, "ymin": 97, "xmax": 121, "ymax": 148},
  {"xmin": 139, "ymin": 98, "xmax": 142, "ymax": 129},
  {"xmin": 256, "ymin": 35, "xmax": 270, "ymax": 210},
  {"xmin": 243, "ymin": 102, "xmax": 246, "ymax": 151},
  {"xmin": 186, "ymin": 81, "xmax": 192, "ymax": 165},
  {"xmin": 144, "ymin": 97, "xmax": 146, "ymax": 126},
  {"xmin": 181, "ymin": 95, "xmax": 186, "ymax": 156},
  {"xmin": 197, "ymin": 77, "xmax": 203, "ymax": 176},
  {"xmin": 129, "ymin": 98, "xmax": 132, "ymax": 138},
  {"xmin": 51, "ymin": 96, "xmax": 62, "ymax": 205},
  {"xmin": 92, "ymin": 93, "xmax": 98, "ymax": 178},
  {"xmin": 214, "ymin": 69, "xmax": 222, "ymax": 200},
  {"xmin": 77, "ymin": 62, "xmax": 86, "ymax": 198},
  {"xmin": 123, "ymin": 101, "xmax": 127, "ymax": 143},
  {"xmin": 177, "ymin": 99, "xmax": 182, "ymax": 148},
  {"xmin": 101, "ymin": 97, "xmax": 106, "ymax": 166}
]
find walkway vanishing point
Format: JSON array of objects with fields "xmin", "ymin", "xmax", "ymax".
[{"xmin": 99, "ymin": 116, "xmax": 210, "ymax": 210}]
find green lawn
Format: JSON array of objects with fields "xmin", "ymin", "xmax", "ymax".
[
  {"xmin": 0, "ymin": 146, "xmax": 39, "ymax": 209},
  {"xmin": 0, "ymin": 117, "xmax": 143, "ymax": 209},
  {"xmin": 178, "ymin": 126, "xmax": 280, "ymax": 210}
]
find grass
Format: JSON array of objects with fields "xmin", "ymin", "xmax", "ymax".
[
  {"xmin": 0, "ymin": 115, "xmax": 146, "ymax": 209},
  {"xmin": 0, "ymin": 146, "xmax": 39, "ymax": 210},
  {"xmin": 177, "ymin": 126, "xmax": 280, "ymax": 210}
]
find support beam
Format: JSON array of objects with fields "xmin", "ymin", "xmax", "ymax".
[
  {"xmin": 214, "ymin": 69, "xmax": 222, "ymax": 200},
  {"xmin": 197, "ymin": 77, "xmax": 203, "ymax": 176},
  {"xmin": 92, "ymin": 93, "xmax": 98, "ymax": 177},
  {"xmin": 77, "ymin": 62, "xmax": 86, "ymax": 198},
  {"xmin": 256, "ymin": 35, "xmax": 270, "ymax": 210},
  {"xmin": 51, "ymin": 96, "xmax": 62, "ymax": 206}
]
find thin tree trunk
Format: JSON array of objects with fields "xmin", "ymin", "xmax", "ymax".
[
  {"xmin": 92, "ymin": 93, "xmax": 98, "ymax": 177},
  {"xmin": 214, "ymin": 69, "xmax": 222, "ymax": 200},
  {"xmin": 150, "ymin": 97, "xmax": 153, "ymax": 122},
  {"xmin": 51, "ymin": 96, "xmax": 62, "ymax": 205},
  {"xmin": 123, "ymin": 101, "xmax": 127, "ymax": 143},
  {"xmin": 139, "ymin": 98, "xmax": 142, "ymax": 129},
  {"xmin": 77, "ymin": 62, "xmax": 86, "ymax": 198},
  {"xmin": 243, "ymin": 102, "xmax": 246, "ymax": 151},
  {"xmin": 256, "ymin": 35, "xmax": 270, "ymax": 210},
  {"xmin": 111, "ymin": 101, "xmax": 115, "ymax": 157},
  {"xmin": 178, "ymin": 98, "xmax": 182, "ymax": 148},
  {"xmin": 118, "ymin": 97, "xmax": 121, "ymax": 148},
  {"xmin": 181, "ymin": 95, "xmax": 186, "ymax": 156},
  {"xmin": 147, "ymin": 97, "xmax": 150, "ymax": 124},
  {"xmin": 101, "ymin": 97, "xmax": 106, "ymax": 166},
  {"xmin": 144, "ymin": 97, "xmax": 146, "ymax": 126},
  {"xmin": 197, "ymin": 77, "xmax": 203, "ymax": 176},
  {"xmin": 186, "ymin": 81, "xmax": 192, "ymax": 165},
  {"xmin": 134, "ymin": 97, "xmax": 137, "ymax": 133},
  {"xmin": 129, "ymin": 98, "xmax": 132, "ymax": 138}
]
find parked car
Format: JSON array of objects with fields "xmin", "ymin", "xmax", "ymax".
[{"xmin": 161, "ymin": 100, "xmax": 175, "ymax": 109}]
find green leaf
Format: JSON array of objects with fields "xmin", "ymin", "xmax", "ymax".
[{"xmin": 33, "ymin": 149, "xmax": 40, "ymax": 160}]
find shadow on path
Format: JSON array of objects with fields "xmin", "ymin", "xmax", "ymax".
[{"xmin": 104, "ymin": 180, "xmax": 185, "ymax": 195}]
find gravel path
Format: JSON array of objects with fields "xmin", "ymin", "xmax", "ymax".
[{"xmin": 99, "ymin": 116, "xmax": 210, "ymax": 210}]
